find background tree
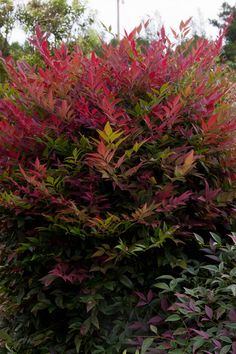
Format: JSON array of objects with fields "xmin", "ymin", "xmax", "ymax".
[
  {"xmin": 0, "ymin": 0, "xmax": 17, "ymax": 84},
  {"xmin": 0, "ymin": 0, "xmax": 15, "ymax": 56},
  {"xmin": 16, "ymin": 0, "xmax": 95, "ymax": 45},
  {"xmin": 210, "ymin": 2, "xmax": 236, "ymax": 63}
]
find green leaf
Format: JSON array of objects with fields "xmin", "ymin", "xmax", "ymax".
[
  {"xmin": 74, "ymin": 335, "xmax": 82, "ymax": 353},
  {"xmin": 91, "ymin": 311, "xmax": 100, "ymax": 329},
  {"xmin": 173, "ymin": 327, "xmax": 186, "ymax": 336},
  {"xmin": 201, "ymin": 265, "xmax": 219, "ymax": 272},
  {"xmin": 150, "ymin": 325, "xmax": 157, "ymax": 334},
  {"xmin": 165, "ymin": 314, "xmax": 181, "ymax": 322},
  {"xmin": 193, "ymin": 337, "xmax": 205, "ymax": 351},
  {"xmin": 210, "ymin": 232, "xmax": 222, "ymax": 244},
  {"xmin": 141, "ymin": 338, "xmax": 154, "ymax": 354},
  {"xmin": 0, "ymin": 329, "xmax": 12, "ymax": 343},
  {"xmin": 55, "ymin": 295, "xmax": 64, "ymax": 308},
  {"xmin": 5, "ymin": 344, "xmax": 17, "ymax": 354},
  {"xmin": 119, "ymin": 275, "xmax": 133, "ymax": 289},
  {"xmin": 219, "ymin": 336, "xmax": 232, "ymax": 344},
  {"xmin": 227, "ymin": 284, "xmax": 236, "ymax": 296},
  {"xmin": 153, "ymin": 282, "xmax": 170, "ymax": 290},
  {"xmin": 219, "ymin": 262, "xmax": 224, "ymax": 272},
  {"xmin": 156, "ymin": 275, "xmax": 175, "ymax": 280},
  {"xmin": 230, "ymin": 267, "xmax": 236, "ymax": 277},
  {"xmin": 194, "ymin": 233, "xmax": 204, "ymax": 244},
  {"xmin": 31, "ymin": 332, "xmax": 52, "ymax": 346},
  {"xmin": 103, "ymin": 281, "xmax": 115, "ymax": 291},
  {"xmin": 220, "ymin": 345, "xmax": 231, "ymax": 354},
  {"xmin": 31, "ymin": 300, "xmax": 51, "ymax": 315},
  {"xmin": 225, "ymin": 322, "xmax": 236, "ymax": 330}
]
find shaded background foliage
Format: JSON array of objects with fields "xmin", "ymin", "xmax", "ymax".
[{"xmin": 210, "ymin": 1, "xmax": 236, "ymax": 64}]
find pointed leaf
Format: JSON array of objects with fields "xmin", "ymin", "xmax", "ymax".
[{"xmin": 141, "ymin": 338, "xmax": 154, "ymax": 354}]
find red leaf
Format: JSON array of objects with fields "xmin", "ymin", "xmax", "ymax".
[
  {"xmin": 97, "ymin": 141, "xmax": 106, "ymax": 155},
  {"xmin": 125, "ymin": 161, "xmax": 143, "ymax": 177},
  {"xmin": 41, "ymin": 262, "xmax": 89, "ymax": 286}
]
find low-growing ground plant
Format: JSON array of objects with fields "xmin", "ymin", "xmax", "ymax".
[{"xmin": 0, "ymin": 21, "xmax": 236, "ymax": 353}]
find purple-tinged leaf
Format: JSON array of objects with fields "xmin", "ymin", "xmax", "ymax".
[
  {"xmin": 160, "ymin": 297, "xmax": 169, "ymax": 311},
  {"xmin": 134, "ymin": 291, "xmax": 146, "ymax": 301},
  {"xmin": 212, "ymin": 339, "xmax": 222, "ymax": 349},
  {"xmin": 189, "ymin": 300, "xmax": 196, "ymax": 312},
  {"xmin": 191, "ymin": 329, "xmax": 209, "ymax": 339},
  {"xmin": 147, "ymin": 289, "xmax": 154, "ymax": 303},
  {"xmin": 205, "ymin": 255, "xmax": 220, "ymax": 262},
  {"xmin": 148, "ymin": 315, "xmax": 162, "ymax": 325},
  {"xmin": 136, "ymin": 300, "xmax": 148, "ymax": 307},
  {"xmin": 129, "ymin": 321, "xmax": 146, "ymax": 330},
  {"xmin": 205, "ymin": 305, "xmax": 213, "ymax": 320},
  {"xmin": 232, "ymin": 342, "xmax": 236, "ymax": 354},
  {"xmin": 228, "ymin": 309, "xmax": 236, "ymax": 321}
]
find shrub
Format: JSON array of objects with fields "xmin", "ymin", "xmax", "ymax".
[
  {"xmin": 124, "ymin": 232, "xmax": 236, "ymax": 354},
  {"xmin": 0, "ymin": 22, "xmax": 236, "ymax": 352}
]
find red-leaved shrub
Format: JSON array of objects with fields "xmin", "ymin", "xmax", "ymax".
[{"xmin": 0, "ymin": 22, "xmax": 236, "ymax": 352}]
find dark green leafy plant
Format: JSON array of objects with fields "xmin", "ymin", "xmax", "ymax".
[{"xmin": 123, "ymin": 232, "xmax": 236, "ymax": 353}]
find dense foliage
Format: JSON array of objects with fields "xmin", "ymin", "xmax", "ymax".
[
  {"xmin": 123, "ymin": 232, "xmax": 236, "ymax": 353},
  {"xmin": 0, "ymin": 22, "xmax": 236, "ymax": 353}
]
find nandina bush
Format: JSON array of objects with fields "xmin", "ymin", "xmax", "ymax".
[{"xmin": 0, "ymin": 21, "xmax": 236, "ymax": 352}]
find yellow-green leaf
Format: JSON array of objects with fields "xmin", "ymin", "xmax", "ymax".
[
  {"xmin": 104, "ymin": 121, "xmax": 113, "ymax": 136},
  {"xmin": 74, "ymin": 335, "xmax": 82, "ymax": 353}
]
